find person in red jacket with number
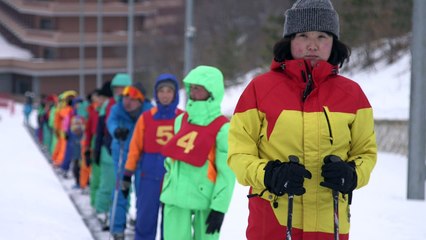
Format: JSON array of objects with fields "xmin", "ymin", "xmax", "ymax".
[{"xmin": 122, "ymin": 74, "xmax": 182, "ymax": 240}]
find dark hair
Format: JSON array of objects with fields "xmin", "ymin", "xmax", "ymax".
[
  {"xmin": 86, "ymin": 89, "xmax": 101, "ymax": 103},
  {"xmin": 273, "ymin": 32, "xmax": 351, "ymax": 68}
]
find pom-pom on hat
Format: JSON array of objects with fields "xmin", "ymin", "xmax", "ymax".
[{"xmin": 283, "ymin": 0, "xmax": 340, "ymax": 39}]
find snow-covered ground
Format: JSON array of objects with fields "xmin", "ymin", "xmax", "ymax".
[{"xmin": 0, "ymin": 104, "xmax": 93, "ymax": 240}]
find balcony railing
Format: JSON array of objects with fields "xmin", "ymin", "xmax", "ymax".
[
  {"xmin": 0, "ymin": 5, "xmax": 150, "ymax": 47},
  {"xmin": 0, "ymin": 57, "xmax": 128, "ymax": 76},
  {"xmin": 1, "ymin": 0, "xmax": 157, "ymax": 17}
]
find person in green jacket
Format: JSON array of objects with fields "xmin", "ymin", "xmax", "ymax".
[
  {"xmin": 160, "ymin": 65, "xmax": 236, "ymax": 240},
  {"xmin": 42, "ymin": 95, "xmax": 56, "ymax": 153},
  {"xmin": 48, "ymin": 97, "xmax": 58, "ymax": 156}
]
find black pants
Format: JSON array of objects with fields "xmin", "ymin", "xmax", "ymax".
[{"xmin": 72, "ymin": 159, "xmax": 80, "ymax": 186}]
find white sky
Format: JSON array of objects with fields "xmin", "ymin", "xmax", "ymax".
[{"xmin": 0, "ymin": 35, "xmax": 423, "ymax": 239}]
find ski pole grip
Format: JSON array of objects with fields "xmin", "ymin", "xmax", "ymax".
[{"xmin": 324, "ymin": 155, "xmax": 341, "ymax": 163}]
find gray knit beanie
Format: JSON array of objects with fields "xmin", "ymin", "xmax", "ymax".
[{"xmin": 283, "ymin": 0, "xmax": 340, "ymax": 39}]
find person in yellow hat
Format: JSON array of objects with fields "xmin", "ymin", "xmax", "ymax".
[{"xmin": 52, "ymin": 90, "xmax": 77, "ymax": 166}]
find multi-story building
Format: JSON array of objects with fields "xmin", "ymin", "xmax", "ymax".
[{"xmin": 0, "ymin": 0, "xmax": 184, "ymax": 97}]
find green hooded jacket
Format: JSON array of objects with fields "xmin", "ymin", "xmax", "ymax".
[{"xmin": 160, "ymin": 66, "xmax": 236, "ymax": 213}]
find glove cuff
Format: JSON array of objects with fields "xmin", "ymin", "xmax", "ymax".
[
  {"xmin": 263, "ymin": 160, "xmax": 282, "ymax": 190},
  {"xmin": 347, "ymin": 161, "xmax": 357, "ymax": 192}
]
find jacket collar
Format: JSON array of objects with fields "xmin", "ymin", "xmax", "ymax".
[{"xmin": 270, "ymin": 59, "xmax": 339, "ymax": 84}]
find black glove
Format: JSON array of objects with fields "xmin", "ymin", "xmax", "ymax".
[
  {"xmin": 84, "ymin": 150, "xmax": 91, "ymax": 167},
  {"xmin": 320, "ymin": 155, "xmax": 357, "ymax": 194},
  {"xmin": 94, "ymin": 150, "xmax": 101, "ymax": 165},
  {"xmin": 65, "ymin": 132, "xmax": 70, "ymax": 140},
  {"xmin": 121, "ymin": 175, "xmax": 132, "ymax": 199},
  {"xmin": 264, "ymin": 156, "xmax": 312, "ymax": 196},
  {"xmin": 114, "ymin": 128, "xmax": 129, "ymax": 140},
  {"xmin": 205, "ymin": 210, "xmax": 225, "ymax": 234}
]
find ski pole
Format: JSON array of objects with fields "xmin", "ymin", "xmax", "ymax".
[
  {"xmin": 286, "ymin": 194, "xmax": 294, "ymax": 240},
  {"xmin": 110, "ymin": 140, "xmax": 124, "ymax": 239},
  {"xmin": 328, "ymin": 155, "xmax": 340, "ymax": 240},
  {"xmin": 332, "ymin": 190, "xmax": 339, "ymax": 240},
  {"xmin": 286, "ymin": 155, "xmax": 299, "ymax": 240}
]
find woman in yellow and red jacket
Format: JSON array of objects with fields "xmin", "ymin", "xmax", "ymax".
[{"xmin": 227, "ymin": 1, "xmax": 377, "ymax": 240}]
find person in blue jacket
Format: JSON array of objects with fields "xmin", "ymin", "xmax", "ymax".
[
  {"xmin": 23, "ymin": 91, "xmax": 34, "ymax": 125},
  {"xmin": 122, "ymin": 74, "xmax": 182, "ymax": 240},
  {"xmin": 107, "ymin": 82, "xmax": 153, "ymax": 239}
]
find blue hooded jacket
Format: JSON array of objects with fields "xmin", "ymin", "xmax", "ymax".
[
  {"xmin": 107, "ymin": 96, "xmax": 153, "ymax": 167},
  {"xmin": 153, "ymin": 73, "xmax": 180, "ymax": 120}
]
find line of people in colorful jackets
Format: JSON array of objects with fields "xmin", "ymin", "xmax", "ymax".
[{"xmin": 33, "ymin": 66, "xmax": 236, "ymax": 240}]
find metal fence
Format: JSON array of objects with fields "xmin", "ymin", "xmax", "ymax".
[{"xmin": 375, "ymin": 120, "xmax": 408, "ymax": 156}]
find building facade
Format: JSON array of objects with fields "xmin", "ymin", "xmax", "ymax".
[{"xmin": 0, "ymin": 0, "xmax": 183, "ymax": 97}]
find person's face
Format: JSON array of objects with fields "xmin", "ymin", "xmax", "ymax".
[
  {"xmin": 157, "ymin": 86, "xmax": 175, "ymax": 106},
  {"xmin": 189, "ymin": 84, "xmax": 210, "ymax": 101},
  {"xmin": 291, "ymin": 31, "xmax": 333, "ymax": 66},
  {"xmin": 91, "ymin": 94, "xmax": 100, "ymax": 105},
  {"xmin": 66, "ymin": 96, "xmax": 75, "ymax": 106},
  {"xmin": 122, "ymin": 96, "xmax": 141, "ymax": 112},
  {"xmin": 113, "ymin": 86, "xmax": 125, "ymax": 97},
  {"xmin": 97, "ymin": 95, "xmax": 108, "ymax": 105}
]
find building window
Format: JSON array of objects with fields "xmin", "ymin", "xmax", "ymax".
[
  {"xmin": 40, "ymin": 18, "xmax": 54, "ymax": 30},
  {"xmin": 43, "ymin": 48, "xmax": 56, "ymax": 59}
]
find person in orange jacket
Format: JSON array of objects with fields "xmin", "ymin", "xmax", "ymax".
[
  {"xmin": 122, "ymin": 74, "xmax": 182, "ymax": 240},
  {"xmin": 52, "ymin": 90, "xmax": 77, "ymax": 167}
]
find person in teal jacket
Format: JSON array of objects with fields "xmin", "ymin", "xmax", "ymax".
[
  {"xmin": 160, "ymin": 65, "xmax": 236, "ymax": 240},
  {"xmin": 107, "ymin": 82, "xmax": 153, "ymax": 238},
  {"xmin": 23, "ymin": 92, "xmax": 33, "ymax": 125}
]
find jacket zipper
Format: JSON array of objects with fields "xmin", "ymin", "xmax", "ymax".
[
  {"xmin": 302, "ymin": 62, "xmax": 313, "ymax": 102},
  {"xmin": 323, "ymin": 107, "xmax": 334, "ymax": 145}
]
